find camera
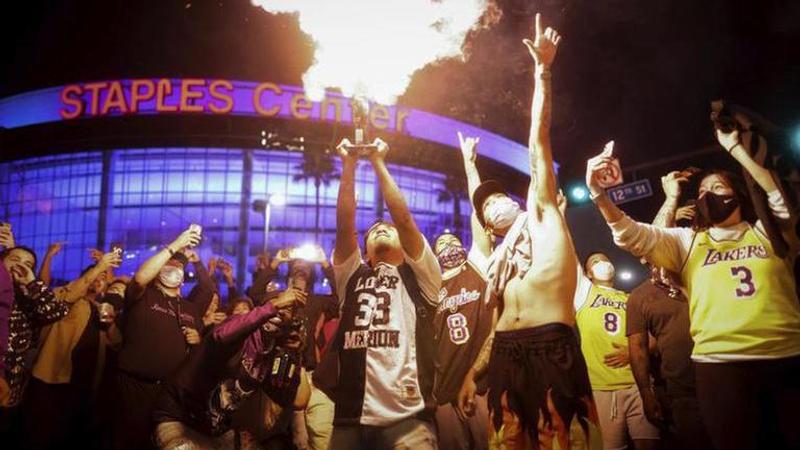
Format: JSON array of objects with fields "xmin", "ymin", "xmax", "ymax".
[
  {"xmin": 710, "ymin": 100, "xmax": 740, "ymax": 134},
  {"xmin": 110, "ymin": 242, "xmax": 124, "ymax": 256}
]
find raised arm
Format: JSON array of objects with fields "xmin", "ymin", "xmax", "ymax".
[
  {"xmin": 717, "ymin": 129, "xmax": 779, "ymax": 194},
  {"xmin": 523, "ymin": 13, "xmax": 562, "ymax": 212},
  {"xmin": 652, "ymin": 171, "xmax": 691, "ymax": 228},
  {"xmin": 212, "ymin": 288, "xmax": 306, "ymax": 345},
  {"xmin": 458, "ymin": 133, "xmax": 491, "ymax": 257},
  {"xmin": 369, "ymin": 139, "xmax": 425, "ymax": 260},
  {"xmin": 586, "ymin": 150, "xmax": 689, "ymax": 272},
  {"xmin": 38, "ymin": 241, "xmax": 65, "ymax": 286},
  {"xmin": 132, "ymin": 227, "xmax": 199, "ymax": 288},
  {"xmin": 334, "ymin": 139, "xmax": 359, "ymax": 265},
  {"xmin": 55, "ymin": 252, "xmax": 121, "ymax": 303}
]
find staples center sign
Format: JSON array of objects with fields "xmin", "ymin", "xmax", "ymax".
[
  {"xmin": 0, "ymin": 78, "xmax": 540, "ymax": 174},
  {"xmin": 58, "ymin": 79, "xmax": 411, "ymax": 133}
]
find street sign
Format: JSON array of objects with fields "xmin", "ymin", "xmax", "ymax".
[{"xmin": 607, "ymin": 179, "xmax": 652, "ymax": 205}]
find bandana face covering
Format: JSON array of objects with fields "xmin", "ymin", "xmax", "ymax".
[
  {"xmin": 485, "ymin": 197, "xmax": 521, "ymax": 230},
  {"xmin": 697, "ymin": 192, "xmax": 739, "ymax": 225},
  {"xmin": 158, "ymin": 266, "xmax": 184, "ymax": 288},
  {"xmin": 437, "ymin": 244, "xmax": 468, "ymax": 270}
]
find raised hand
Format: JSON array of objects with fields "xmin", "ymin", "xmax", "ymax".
[
  {"xmin": 716, "ymin": 128, "xmax": 741, "ymax": 153},
  {"xmin": 88, "ymin": 248, "xmax": 104, "ymax": 262},
  {"xmin": 207, "ymin": 256, "xmax": 218, "ymax": 274},
  {"xmin": 336, "ymin": 138, "xmax": 357, "ymax": 162},
  {"xmin": 46, "ymin": 241, "xmax": 66, "ymax": 257},
  {"xmin": 0, "ymin": 223, "xmax": 14, "ymax": 249},
  {"xmin": 369, "ymin": 137, "xmax": 390, "ymax": 163},
  {"xmin": 457, "ymin": 132, "xmax": 479, "ymax": 164},
  {"xmin": 219, "ymin": 259, "xmax": 234, "ymax": 283},
  {"xmin": 585, "ymin": 141, "xmax": 616, "ymax": 196},
  {"xmin": 271, "ymin": 287, "xmax": 308, "ymax": 311},
  {"xmin": 523, "ymin": 13, "xmax": 562, "ymax": 68},
  {"xmin": 98, "ymin": 251, "xmax": 123, "ymax": 270},
  {"xmin": 171, "ymin": 227, "xmax": 201, "ymax": 251},
  {"xmin": 661, "ymin": 170, "xmax": 691, "ymax": 200},
  {"xmin": 676, "ymin": 204, "xmax": 696, "ymax": 223}
]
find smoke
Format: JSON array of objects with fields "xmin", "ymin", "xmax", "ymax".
[{"xmin": 252, "ymin": 0, "xmax": 498, "ymax": 103}]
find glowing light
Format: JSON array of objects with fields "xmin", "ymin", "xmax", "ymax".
[
  {"xmin": 620, "ymin": 270, "xmax": 633, "ymax": 281},
  {"xmin": 293, "ymin": 243, "xmax": 319, "ymax": 261},
  {"xmin": 570, "ymin": 186, "xmax": 588, "ymax": 202},
  {"xmin": 253, "ymin": 0, "xmax": 497, "ymax": 103},
  {"xmin": 793, "ymin": 127, "xmax": 800, "ymax": 154},
  {"xmin": 269, "ymin": 193, "xmax": 286, "ymax": 206}
]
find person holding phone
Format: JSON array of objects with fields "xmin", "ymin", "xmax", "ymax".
[
  {"xmin": 586, "ymin": 123, "xmax": 800, "ymax": 449},
  {"xmin": 112, "ymin": 226, "xmax": 207, "ymax": 450}
]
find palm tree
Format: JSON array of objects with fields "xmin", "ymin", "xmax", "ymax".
[
  {"xmin": 437, "ymin": 173, "xmax": 468, "ymax": 237},
  {"xmin": 294, "ymin": 145, "xmax": 339, "ymax": 239}
]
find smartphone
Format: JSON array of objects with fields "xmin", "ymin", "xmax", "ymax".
[{"xmin": 188, "ymin": 224, "xmax": 202, "ymax": 247}]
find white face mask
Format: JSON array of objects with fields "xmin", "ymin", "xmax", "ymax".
[
  {"xmin": 158, "ymin": 265, "xmax": 184, "ymax": 288},
  {"xmin": 591, "ymin": 261, "xmax": 615, "ymax": 282},
  {"xmin": 486, "ymin": 197, "xmax": 521, "ymax": 230}
]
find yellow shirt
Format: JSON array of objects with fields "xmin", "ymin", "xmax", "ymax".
[
  {"xmin": 682, "ymin": 224, "xmax": 800, "ymax": 360},
  {"xmin": 576, "ymin": 283, "xmax": 635, "ymax": 390}
]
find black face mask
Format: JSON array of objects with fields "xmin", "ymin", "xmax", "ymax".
[{"xmin": 697, "ymin": 192, "xmax": 739, "ymax": 225}]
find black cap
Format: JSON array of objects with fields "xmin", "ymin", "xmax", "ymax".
[
  {"xmin": 169, "ymin": 252, "xmax": 189, "ymax": 267},
  {"xmin": 472, "ymin": 180, "xmax": 508, "ymax": 227}
]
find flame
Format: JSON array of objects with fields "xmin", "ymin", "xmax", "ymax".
[{"xmin": 253, "ymin": 0, "xmax": 495, "ymax": 103}]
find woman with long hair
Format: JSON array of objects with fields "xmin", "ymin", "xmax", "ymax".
[{"xmin": 585, "ymin": 127, "xmax": 800, "ymax": 450}]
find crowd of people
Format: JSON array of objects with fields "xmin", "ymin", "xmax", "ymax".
[{"xmin": 2, "ymin": 13, "xmax": 799, "ymax": 450}]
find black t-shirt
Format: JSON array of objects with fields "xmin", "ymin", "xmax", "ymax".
[
  {"xmin": 626, "ymin": 280, "xmax": 695, "ymax": 397},
  {"xmin": 118, "ymin": 283, "xmax": 203, "ymax": 381},
  {"xmin": 301, "ymin": 294, "xmax": 338, "ymax": 370},
  {"xmin": 69, "ymin": 306, "xmax": 102, "ymax": 393},
  {"xmin": 433, "ymin": 261, "xmax": 494, "ymax": 405}
]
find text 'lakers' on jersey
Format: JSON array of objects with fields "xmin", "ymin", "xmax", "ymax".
[
  {"xmin": 576, "ymin": 284, "xmax": 635, "ymax": 390},
  {"xmin": 682, "ymin": 225, "xmax": 800, "ymax": 360}
]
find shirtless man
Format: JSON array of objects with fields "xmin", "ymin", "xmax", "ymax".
[{"xmin": 457, "ymin": 14, "xmax": 601, "ymax": 449}]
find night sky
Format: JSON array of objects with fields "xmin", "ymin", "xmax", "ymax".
[{"xmin": 2, "ymin": 0, "xmax": 799, "ymax": 177}]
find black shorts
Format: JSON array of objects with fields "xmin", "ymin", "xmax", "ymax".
[{"xmin": 487, "ymin": 323, "xmax": 601, "ymax": 449}]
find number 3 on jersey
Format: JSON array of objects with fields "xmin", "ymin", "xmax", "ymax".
[
  {"xmin": 730, "ymin": 266, "xmax": 756, "ymax": 298},
  {"xmin": 354, "ymin": 292, "xmax": 391, "ymax": 327},
  {"xmin": 446, "ymin": 313, "xmax": 470, "ymax": 345}
]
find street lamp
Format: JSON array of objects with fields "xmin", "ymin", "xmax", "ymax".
[{"xmin": 252, "ymin": 193, "xmax": 286, "ymax": 254}]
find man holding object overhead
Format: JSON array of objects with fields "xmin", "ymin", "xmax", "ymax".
[
  {"xmin": 329, "ymin": 137, "xmax": 442, "ymax": 449},
  {"xmin": 462, "ymin": 14, "xmax": 602, "ymax": 449}
]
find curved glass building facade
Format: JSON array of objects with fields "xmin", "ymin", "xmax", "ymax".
[{"xmin": 0, "ymin": 147, "xmax": 472, "ymax": 289}]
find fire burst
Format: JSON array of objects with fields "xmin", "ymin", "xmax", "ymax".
[{"xmin": 253, "ymin": 0, "xmax": 496, "ymax": 103}]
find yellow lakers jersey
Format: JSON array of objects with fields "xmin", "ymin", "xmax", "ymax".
[
  {"xmin": 682, "ymin": 224, "xmax": 800, "ymax": 359},
  {"xmin": 576, "ymin": 284, "xmax": 635, "ymax": 390}
]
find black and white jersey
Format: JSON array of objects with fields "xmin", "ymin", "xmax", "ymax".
[{"xmin": 332, "ymin": 239, "xmax": 441, "ymax": 426}]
